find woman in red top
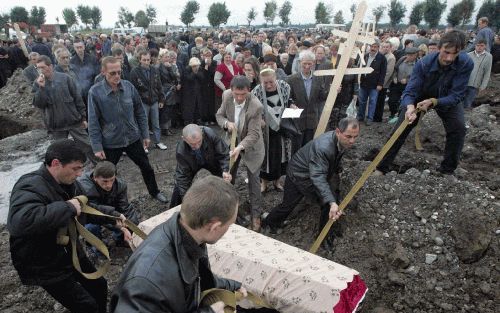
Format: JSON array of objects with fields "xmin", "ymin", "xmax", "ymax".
[{"xmin": 214, "ymin": 52, "xmax": 243, "ymax": 110}]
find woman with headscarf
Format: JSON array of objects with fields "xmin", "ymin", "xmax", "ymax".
[{"xmin": 252, "ymin": 68, "xmax": 293, "ymax": 192}]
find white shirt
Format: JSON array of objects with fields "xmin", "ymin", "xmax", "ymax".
[{"xmin": 234, "ymin": 99, "xmax": 244, "ymax": 128}]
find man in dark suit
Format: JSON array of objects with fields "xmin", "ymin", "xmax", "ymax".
[
  {"xmin": 357, "ymin": 40, "xmax": 387, "ymax": 125},
  {"xmin": 287, "ymin": 50, "xmax": 328, "ymax": 153}
]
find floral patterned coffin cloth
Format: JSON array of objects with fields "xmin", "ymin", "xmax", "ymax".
[{"xmin": 133, "ymin": 206, "xmax": 368, "ymax": 313}]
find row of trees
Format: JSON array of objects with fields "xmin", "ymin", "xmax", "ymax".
[
  {"xmin": 0, "ymin": 6, "xmax": 47, "ymax": 28},
  {"xmin": 188, "ymin": 0, "xmax": 498, "ymax": 29},
  {"xmin": 0, "ymin": 5, "xmax": 103, "ymax": 30},
  {"xmin": 319, "ymin": 0, "xmax": 498, "ymax": 29},
  {"xmin": 2, "ymin": 0, "xmax": 498, "ymax": 33},
  {"xmin": 61, "ymin": 6, "xmax": 102, "ymax": 29}
]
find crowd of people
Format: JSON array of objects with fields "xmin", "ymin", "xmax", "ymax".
[{"xmin": 5, "ymin": 16, "xmax": 498, "ymax": 313}]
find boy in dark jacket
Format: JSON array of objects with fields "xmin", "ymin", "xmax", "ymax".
[{"xmin": 78, "ymin": 161, "xmax": 137, "ymax": 246}]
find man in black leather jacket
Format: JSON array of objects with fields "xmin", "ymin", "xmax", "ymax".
[
  {"xmin": 169, "ymin": 124, "xmax": 231, "ymax": 208},
  {"xmin": 8, "ymin": 140, "xmax": 112, "ymax": 313},
  {"xmin": 263, "ymin": 118, "xmax": 360, "ymax": 247},
  {"xmin": 110, "ymin": 176, "xmax": 245, "ymax": 313}
]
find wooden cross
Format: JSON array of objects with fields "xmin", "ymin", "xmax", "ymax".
[
  {"xmin": 13, "ymin": 23, "xmax": 29, "ymax": 58},
  {"xmin": 313, "ymin": 1, "xmax": 374, "ymax": 138}
]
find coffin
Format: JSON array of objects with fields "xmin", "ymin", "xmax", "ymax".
[{"xmin": 132, "ymin": 206, "xmax": 367, "ymax": 313}]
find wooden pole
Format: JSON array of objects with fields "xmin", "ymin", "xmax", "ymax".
[{"xmin": 13, "ymin": 23, "xmax": 29, "ymax": 58}]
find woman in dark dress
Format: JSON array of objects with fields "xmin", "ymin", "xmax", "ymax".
[
  {"xmin": 181, "ymin": 57, "xmax": 204, "ymax": 125},
  {"xmin": 200, "ymin": 48, "xmax": 217, "ymax": 125},
  {"xmin": 252, "ymin": 68, "xmax": 292, "ymax": 192}
]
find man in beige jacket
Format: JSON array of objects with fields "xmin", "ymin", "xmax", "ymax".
[{"xmin": 216, "ymin": 76, "xmax": 265, "ymax": 232}]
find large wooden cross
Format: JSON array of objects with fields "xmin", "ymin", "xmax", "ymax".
[{"xmin": 313, "ymin": 1, "xmax": 375, "ymax": 138}]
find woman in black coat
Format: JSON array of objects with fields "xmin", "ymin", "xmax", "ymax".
[
  {"xmin": 181, "ymin": 57, "xmax": 204, "ymax": 125},
  {"xmin": 200, "ymin": 48, "xmax": 218, "ymax": 125}
]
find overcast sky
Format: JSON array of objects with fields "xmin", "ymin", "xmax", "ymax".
[{"xmin": 4, "ymin": 0, "xmax": 471, "ymax": 28}]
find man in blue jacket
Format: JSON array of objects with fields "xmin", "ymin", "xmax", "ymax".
[
  {"xmin": 375, "ymin": 30, "xmax": 474, "ymax": 175},
  {"xmin": 87, "ymin": 56, "xmax": 168, "ymax": 203}
]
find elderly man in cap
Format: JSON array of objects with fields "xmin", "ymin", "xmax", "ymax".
[
  {"xmin": 387, "ymin": 47, "xmax": 419, "ymax": 123},
  {"xmin": 356, "ymin": 39, "xmax": 387, "ymax": 125}
]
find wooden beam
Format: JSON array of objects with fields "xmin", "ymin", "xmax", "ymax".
[
  {"xmin": 13, "ymin": 23, "xmax": 29, "ymax": 58},
  {"xmin": 313, "ymin": 1, "xmax": 368, "ymax": 138},
  {"xmin": 314, "ymin": 67, "xmax": 373, "ymax": 77}
]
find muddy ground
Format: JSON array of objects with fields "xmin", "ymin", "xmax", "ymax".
[{"xmin": 0, "ymin": 70, "xmax": 498, "ymax": 312}]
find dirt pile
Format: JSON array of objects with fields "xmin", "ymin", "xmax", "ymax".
[
  {"xmin": 475, "ymin": 74, "xmax": 500, "ymax": 106},
  {"xmin": 0, "ymin": 69, "xmax": 42, "ymax": 136},
  {"xmin": 0, "ymin": 102, "xmax": 498, "ymax": 312}
]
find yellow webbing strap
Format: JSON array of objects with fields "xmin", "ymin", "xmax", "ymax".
[
  {"xmin": 310, "ymin": 111, "xmax": 422, "ymax": 253},
  {"xmin": 229, "ymin": 129, "xmax": 238, "ymax": 170},
  {"xmin": 60, "ymin": 196, "xmax": 147, "ymax": 279},
  {"xmin": 200, "ymin": 288, "xmax": 271, "ymax": 312},
  {"xmin": 414, "ymin": 110, "xmax": 427, "ymax": 151}
]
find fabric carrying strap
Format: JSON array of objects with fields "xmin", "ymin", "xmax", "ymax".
[
  {"xmin": 57, "ymin": 196, "xmax": 147, "ymax": 279},
  {"xmin": 200, "ymin": 288, "xmax": 271, "ymax": 313}
]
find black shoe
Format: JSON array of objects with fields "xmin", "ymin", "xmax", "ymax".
[
  {"xmin": 154, "ymin": 192, "xmax": 169, "ymax": 203},
  {"xmin": 261, "ymin": 214, "xmax": 282, "ymax": 235},
  {"xmin": 236, "ymin": 215, "xmax": 250, "ymax": 227},
  {"xmin": 321, "ymin": 235, "xmax": 336, "ymax": 253}
]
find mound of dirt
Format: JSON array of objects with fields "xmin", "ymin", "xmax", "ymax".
[
  {"xmin": 0, "ymin": 101, "xmax": 498, "ymax": 312},
  {"xmin": 0, "ymin": 69, "xmax": 43, "ymax": 135}
]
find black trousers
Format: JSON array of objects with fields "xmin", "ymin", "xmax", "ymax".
[
  {"xmin": 374, "ymin": 87, "xmax": 388, "ymax": 122},
  {"xmin": 104, "ymin": 140, "xmax": 160, "ymax": 197},
  {"xmin": 265, "ymin": 175, "xmax": 340, "ymax": 236},
  {"xmin": 387, "ymin": 83, "xmax": 406, "ymax": 117},
  {"xmin": 291, "ymin": 129, "xmax": 315, "ymax": 155},
  {"xmin": 377, "ymin": 104, "xmax": 466, "ymax": 174},
  {"xmin": 42, "ymin": 258, "xmax": 107, "ymax": 313}
]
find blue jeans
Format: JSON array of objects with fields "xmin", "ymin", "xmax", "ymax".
[
  {"xmin": 357, "ymin": 87, "xmax": 379, "ymax": 121},
  {"xmin": 85, "ymin": 224, "xmax": 123, "ymax": 242},
  {"xmin": 142, "ymin": 102, "xmax": 161, "ymax": 144},
  {"xmin": 463, "ymin": 86, "xmax": 478, "ymax": 108}
]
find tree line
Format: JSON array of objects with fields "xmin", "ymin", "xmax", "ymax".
[{"xmin": 1, "ymin": 0, "xmax": 498, "ymax": 33}]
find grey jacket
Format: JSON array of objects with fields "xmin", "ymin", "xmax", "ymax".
[
  {"xmin": 87, "ymin": 79, "xmax": 149, "ymax": 152},
  {"xmin": 33, "ymin": 71, "xmax": 85, "ymax": 131},
  {"xmin": 467, "ymin": 51, "xmax": 492, "ymax": 90}
]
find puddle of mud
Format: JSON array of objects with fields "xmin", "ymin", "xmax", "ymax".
[{"xmin": 0, "ymin": 143, "xmax": 49, "ymax": 223}]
